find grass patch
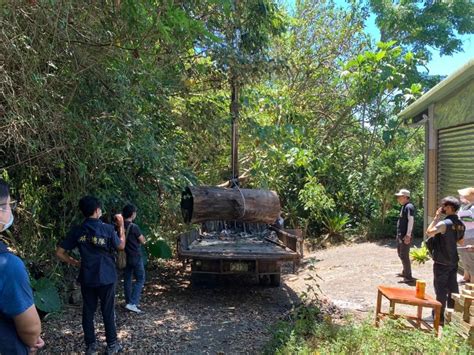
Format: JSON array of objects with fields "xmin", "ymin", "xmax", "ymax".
[{"xmin": 265, "ymin": 305, "xmax": 471, "ymax": 354}]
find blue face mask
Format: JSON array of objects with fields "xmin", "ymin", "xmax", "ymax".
[{"xmin": 0, "ymin": 213, "xmax": 13, "ymax": 232}]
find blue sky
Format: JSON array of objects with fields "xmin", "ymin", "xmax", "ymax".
[{"xmin": 283, "ymin": 0, "xmax": 473, "ymax": 76}]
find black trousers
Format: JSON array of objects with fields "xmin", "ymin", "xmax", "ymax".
[
  {"xmin": 81, "ymin": 283, "xmax": 117, "ymax": 346},
  {"xmin": 397, "ymin": 239, "xmax": 412, "ymax": 278},
  {"xmin": 433, "ymin": 263, "xmax": 458, "ymax": 321}
]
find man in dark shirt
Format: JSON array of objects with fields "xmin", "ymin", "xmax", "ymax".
[
  {"xmin": 0, "ymin": 179, "xmax": 44, "ymax": 354},
  {"xmin": 122, "ymin": 204, "xmax": 146, "ymax": 313},
  {"xmin": 56, "ymin": 196, "xmax": 126, "ymax": 354},
  {"xmin": 395, "ymin": 189, "xmax": 415, "ymax": 282},
  {"xmin": 426, "ymin": 196, "xmax": 465, "ymax": 324}
]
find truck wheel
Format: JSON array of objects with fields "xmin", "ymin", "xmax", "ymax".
[{"xmin": 270, "ymin": 273, "xmax": 281, "ymax": 287}]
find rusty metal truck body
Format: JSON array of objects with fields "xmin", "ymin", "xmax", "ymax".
[{"xmin": 178, "ymin": 221, "xmax": 302, "ymax": 286}]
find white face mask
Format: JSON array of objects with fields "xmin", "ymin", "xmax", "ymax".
[{"xmin": 0, "ymin": 213, "xmax": 14, "ymax": 232}]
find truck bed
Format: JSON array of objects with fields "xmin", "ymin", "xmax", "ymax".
[{"xmin": 178, "ymin": 225, "xmax": 301, "ymax": 261}]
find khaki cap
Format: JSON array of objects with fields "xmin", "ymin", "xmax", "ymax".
[{"xmin": 394, "ymin": 189, "xmax": 410, "ymax": 197}]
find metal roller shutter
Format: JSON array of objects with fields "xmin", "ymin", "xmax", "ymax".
[{"xmin": 437, "ymin": 123, "xmax": 474, "ymax": 201}]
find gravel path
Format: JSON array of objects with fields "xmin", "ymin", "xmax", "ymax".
[{"xmin": 42, "ymin": 238, "xmax": 443, "ymax": 353}]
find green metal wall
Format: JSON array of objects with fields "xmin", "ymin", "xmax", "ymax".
[
  {"xmin": 434, "ymin": 79, "xmax": 474, "ymax": 130},
  {"xmin": 434, "ymin": 78, "xmax": 474, "ymax": 202}
]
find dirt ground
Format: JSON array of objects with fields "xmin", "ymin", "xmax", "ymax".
[
  {"xmin": 287, "ymin": 238, "xmax": 438, "ymax": 319},
  {"xmin": 42, "ymin": 238, "xmax": 445, "ymax": 354}
]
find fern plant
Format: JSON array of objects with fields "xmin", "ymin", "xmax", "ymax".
[
  {"xmin": 410, "ymin": 242, "xmax": 430, "ymax": 264},
  {"xmin": 322, "ymin": 212, "xmax": 350, "ymax": 236}
]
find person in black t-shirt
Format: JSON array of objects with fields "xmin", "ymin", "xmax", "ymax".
[
  {"xmin": 426, "ymin": 196, "xmax": 465, "ymax": 324},
  {"xmin": 395, "ymin": 189, "xmax": 415, "ymax": 282},
  {"xmin": 122, "ymin": 204, "xmax": 146, "ymax": 314}
]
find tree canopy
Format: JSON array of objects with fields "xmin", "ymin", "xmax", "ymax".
[{"xmin": 0, "ymin": 0, "xmax": 472, "ymax": 292}]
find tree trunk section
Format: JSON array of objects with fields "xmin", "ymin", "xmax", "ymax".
[{"xmin": 181, "ymin": 186, "xmax": 281, "ymax": 225}]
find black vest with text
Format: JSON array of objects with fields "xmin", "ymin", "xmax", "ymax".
[{"xmin": 428, "ymin": 215, "xmax": 465, "ymax": 266}]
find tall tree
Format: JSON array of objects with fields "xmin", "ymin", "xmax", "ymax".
[
  {"xmin": 369, "ymin": 0, "xmax": 474, "ymax": 57},
  {"xmin": 193, "ymin": 0, "xmax": 286, "ymax": 182}
]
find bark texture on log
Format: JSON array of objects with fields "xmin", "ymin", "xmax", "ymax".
[{"xmin": 181, "ymin": 186, "xmax": 281, "ymax": 224}]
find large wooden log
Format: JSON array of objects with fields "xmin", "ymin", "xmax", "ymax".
[{"xmin": 181, "ymin": 186, "xmax": 281, "ymax": 224}]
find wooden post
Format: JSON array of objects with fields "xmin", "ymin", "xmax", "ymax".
[{"xmin": 230, "ymin": 75, "xmax": 240, "ymax": 183}]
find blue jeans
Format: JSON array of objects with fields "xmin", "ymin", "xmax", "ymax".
[{"xmin": 124, "ymin": 255, "xmax": 145, "ymax": 306}]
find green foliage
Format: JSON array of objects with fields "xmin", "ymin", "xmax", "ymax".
[
  {"xmin": 31, "ymin": 277, "xmax": 61, "ymax": 313},
  {"xmin": 0, "ymin": 0, "xmax": 469, "ymax": 303},
  {"xmin": 410, "ymin": 242, "xmax": 431, "ymax": 265},
  {"xmin": 299, "ymin": 176, "xmax": 335, "ymax": 218},
  {"xmin": 369, "ymin": 0, "xmax": 474, "ymax": 56},
  {"xmin": 367, "ymin": 137, "xmax": 424, "ymax": 225},
  {"xmin": 266, "ymin": 314, "xmax": 472, "ymax": 354},
  {"xmin": 148, "ymin": 239, "xmax": 172, "ymax": 260},
  {"xmin": 322, "ymin": 212, "xmax": 350, "ymax": 237},
  {"xmin": 366, "ymin": 216, "xmax": 397, "ymax": 240}
]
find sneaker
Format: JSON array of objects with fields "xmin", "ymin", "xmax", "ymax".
[
  {"xmin": 125, "ymin": 303, "xmax": 142, "ymax": 313},
  {"xmin": 105, "ymin": 342, "xmax": 123, "ymax": 354},
  {"xmin": 85, "ymin": 343, "xmax": 98, "ymax": 355}
]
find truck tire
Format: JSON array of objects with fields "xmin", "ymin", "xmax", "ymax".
[{"xmin": 270, "ymin": 273, "xmax": 281, "ymax": 287}]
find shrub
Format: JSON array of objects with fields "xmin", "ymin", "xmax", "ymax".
[{"xmin": 322, "ymin": 212, "xmax": 350, "ymax": 237}]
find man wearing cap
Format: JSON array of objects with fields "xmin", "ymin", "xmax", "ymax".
[
  {"xmin": 395, "ymin": 189, "xmax": 415, "ymax": 282},
  {"xmin": 458, "ymin": 187, "xmax": 474, "ymax": 282}
]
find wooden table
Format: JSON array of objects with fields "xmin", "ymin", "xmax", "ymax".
[{"xmin": 375, "ymin": 285, "xmax": 442, "ymax": 336}]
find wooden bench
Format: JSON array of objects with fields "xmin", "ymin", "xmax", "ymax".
[{"xmin": 375, "ymin": 285, "xmax": 442, "ymax": 336}]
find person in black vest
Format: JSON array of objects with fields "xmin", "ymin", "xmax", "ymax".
[
  {"xmin": 56, "ymin": 196, "xmax": 126, "ymax": 354},
  {"xmin": 395, "ymin": 189, "xmax": 415, "ymax": 283},
  {"xmin": 0, "ymin": 179, "xmax": 45, "ymax": 354},
  {"xmin": 122, "ymin": 203, "xmax": 146, "ymax": 313},
  {"xmin": 425, "ymin": 196, "xmax": 465, "ymax": 324}
]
